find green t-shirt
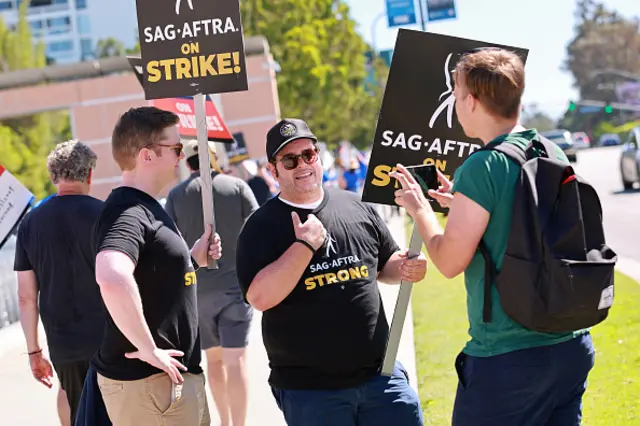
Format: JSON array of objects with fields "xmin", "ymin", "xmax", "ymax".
[{"xmin": 452, "ymin": 129, "xmax": 585, "ymax": 357}]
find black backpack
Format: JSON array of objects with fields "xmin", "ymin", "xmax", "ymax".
[{"xmin": 477, "ymin": 136, "xmax": 617, "ymax": 333}]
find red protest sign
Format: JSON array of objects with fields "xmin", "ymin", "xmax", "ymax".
[{"xmin": 152, "ymin": 97, "xmax": 234, "ymax": 143}]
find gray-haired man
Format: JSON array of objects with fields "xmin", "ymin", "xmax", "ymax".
[{"xmin": 14, "ymin": 140, "xmax": 106, "ymax": 426}]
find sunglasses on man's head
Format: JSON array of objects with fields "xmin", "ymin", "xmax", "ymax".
[
  {"xmin": 274, "ymin": 148, "xmax": 319, "ymax": 170},
  {"xmin": 146, "ymin": 142, "xmax": 183, "ymax": 157}
]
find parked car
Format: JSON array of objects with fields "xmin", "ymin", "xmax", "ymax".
[
  {"xmin": 620, "ymin": 126, "xmax": 640, "ymax": 190},
  {"xmin": 599, "ymin": 133, "xmax": 621, "ymax": 146},
  {"xmin": 541, "ymin": 129, "xmax": 577, "ymax": 162},
  {"xmin": 571, "ymin": 131, "xmax": 591, "ymax": 149}
]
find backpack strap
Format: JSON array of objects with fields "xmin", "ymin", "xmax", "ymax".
[
  {"xmin": 477, "ymin": 240, "xmax": 496, "ymax": 323},
  {"xmin": 534, "ymin": 136, "xmax": 559, "ymax": 161},
  {"xmin": 487, "ymin": 142, "xmax": 527, "ymax": 166},
  {"xmin": 474, "ymin": 132, "xmax": 555, "ymax": 324}
]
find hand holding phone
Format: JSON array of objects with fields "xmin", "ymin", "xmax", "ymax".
[{"xmin": 404, "ymin": 164, "xmax": 438, "ymax": 196}]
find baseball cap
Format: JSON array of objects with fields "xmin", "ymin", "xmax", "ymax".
[
  {"xmin": 183, "ymin": 140, "xmax": 217, "ymax": 160},
  {"xmin": 266, "ymin": 118, "xmax": 318, "ymax": 161}
]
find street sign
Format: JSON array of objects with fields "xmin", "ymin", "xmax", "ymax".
[
  {"xmin": 579, "ymin": 105, "xmax": 602, "ymax": 114},
  {"xmin": 134, "ymin": 0, "xmax": 248, "ymax": 100},
  {"xmin": 379, "ymin": 49, "xmax": 394, "ymax": 67},
  {"xmin": 385, "ymin": 0, "xmax": 417, "ymax": 28},
  {"xmin": 426, "ymin": 0, "xmax": 457, "ymax": 22}
]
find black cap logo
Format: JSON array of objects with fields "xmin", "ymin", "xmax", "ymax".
[{"xmin": 280, "ymin": 123, "xmax": 297, "ymax": 137}]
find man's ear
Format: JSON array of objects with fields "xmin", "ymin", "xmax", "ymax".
[
  {"xmin": 140, "ymin": 147, "xmax": 153, "ymax": 165},
  {"xmin": 267, "ymin": 161, "xmax": 278, "ymax": 178},
  {"xmin": 469, "ymin": 94, "xmax": 479, "ymax": 113},
  {"xmin": 87, "ymin": 169, "xmax": 93, "ymax": 185}
]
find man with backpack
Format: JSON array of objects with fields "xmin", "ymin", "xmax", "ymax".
[{"xmin": 391, "ymin": 47, "xmax": 615, "ymax": 425}]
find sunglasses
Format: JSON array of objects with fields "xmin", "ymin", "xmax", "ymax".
[
  {"xmin": 274, "ymin": 148, "xmax": 319, "ymax": 170},
  {"xmin": 146, "ymin": 142, "xmax": 183, "ymax": 157}
]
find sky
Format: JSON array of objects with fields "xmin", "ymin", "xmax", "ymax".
[{"xmin": 345, "ymin": 0, "xmax": 639, "ymax": 120}]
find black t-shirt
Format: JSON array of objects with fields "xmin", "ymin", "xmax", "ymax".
[
  {"xmin": 236, "ymin": 188, "xmax": 400, "ymax": 390},
  {"xmin": 247, "ymin": 176, "xmax": 272, "ymax": 206},
  {"xmin": 13, "ymin": 195, "xmax": 106, "ymax": 364},
  {"xmin": 92, "ymin": 187, "xmax": 202, "ymax": 381}
]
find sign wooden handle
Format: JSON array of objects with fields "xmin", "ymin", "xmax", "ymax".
[
  {"xmin": 381, "ymin": 225, "xmax": 423, "ymax": 376},
  {"xmin": 194, "ymin": 93, "xmax": 218, "ymax": 270}
]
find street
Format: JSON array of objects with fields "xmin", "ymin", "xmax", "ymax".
[{"xmin": 572, "ymin": 146, "xmax": 640, "ymax": 279}]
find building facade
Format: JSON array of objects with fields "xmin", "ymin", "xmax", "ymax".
[{"xmin": 0, "ymin": 0, "xmax": 138, "ymax": 64}]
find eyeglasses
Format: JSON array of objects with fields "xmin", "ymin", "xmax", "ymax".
[
  {"xmin": 146, "ymin": 142, "xmax": 183, "ymax": 157},
  {"xmin": 274, "ymin": 148, "xmax": 319, "ymax": 170}
]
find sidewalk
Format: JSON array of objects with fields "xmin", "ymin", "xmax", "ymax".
[{"xmin": 0, "ymin": 212, "xmax": 418, "ymax": 426}]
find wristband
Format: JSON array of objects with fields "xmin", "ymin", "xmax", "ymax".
[
  {"xmin": 295, "ymin": 239, "xmax": 316, "ymax": 255},
  {"xmin": 28, "ymin": 349, "xmax": 42, "ymax": 356}
]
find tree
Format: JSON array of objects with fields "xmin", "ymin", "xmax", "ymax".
[
  {"xmin": 559, "ymin": 0, "xmax": 640, "ymax": 133},
  {"xmin": 564, "ymin": 0, "xmax": 640, "ymax": 101},
  {"xmin": 241, "ymin": 0, "xmax": 387, "ymax": 149},
  {"xmin": 95, "ymin": 37, "xmax": 126, "ymax": 58},
  {"xmin": 521, "ymin": 104, "xmax": 557, "ymax": 132},
  {"xmin": 0, "ymin": 1, "xmax": 71, "ymax": 199}
]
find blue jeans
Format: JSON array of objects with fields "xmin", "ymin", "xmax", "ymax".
[
  {"xmin": 271, "ymin": 362, "xmax": 423, "ymax": 426},
  {"xmin": 452, "ymin": 332, "xmax": 595, "ymax": 426}
]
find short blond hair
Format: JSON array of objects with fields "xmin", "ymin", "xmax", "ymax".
[
  {"xmin": 455, "ymin": 48, "xmax": 525, "ymax": 119},
  {"xmin": 46, "ymin": 140, "xmax": 97, "ymax": 184}
]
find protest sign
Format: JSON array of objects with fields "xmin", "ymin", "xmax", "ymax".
[
  {"xmin": 369, "ymin": 29, "xmax": 529, "ymax": 377},
  {"xmin": 135, "ymin": 0, "xmax": 248, "ymax": 100},
  {"xmin": 0, "ymin": 165, "xmax": 34, "ymax": 249},
  {"xmin": 362, "ymin": 29, "xmax": 529, "ymax": 214},
  {"xmin": 133, "ymin": 0, "xmax": 250, "ymax": 269},
  {"xmin": 152, "ymin": 96, "xmax": 234, "ymax": 143},
  {"xmin": 225, "ymin": 132, "xmax": 249, "ymax": 164}
]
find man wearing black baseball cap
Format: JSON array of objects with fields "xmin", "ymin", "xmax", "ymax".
[{"xmin": 236, "ymin": 118, "xmax": 427, "ymax": 425}]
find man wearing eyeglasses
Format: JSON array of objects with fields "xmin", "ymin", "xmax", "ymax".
[
  {"xmin": 91, "ymin": 106, "xmax": 222, "ymax": 426},
  {"xmin": 236, "ymin": 118, "xmax": 427, "ymax": 426}
]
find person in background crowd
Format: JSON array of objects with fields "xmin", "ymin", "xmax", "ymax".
[
  {"xmin": 242, "ymin": 159, "xmax": 272, "ymax": 206},
  {"xmin": 165, "ymin": 140, "xmax": 259, "ymax": 426},
  {"xmin": 338, "ymin": 156, "xmax": 367, "ymax": 193},
  {"xmin": 236, "ymin": 118, "xmax": 428, "ymax": 426},
  {"xmin": 92, "ymin": 106, "xmax": 222, "ymax": 426},
  {"xmin": 258, "ymin": 158, "xmax": 279, "ymax": 196},
  {"xmin": 14, "ymin": 140, "xmax": 106, "ymax": 426},
  {"xmin": 392, "ymin": 48, "xmax": 594, "ymax": 426}
]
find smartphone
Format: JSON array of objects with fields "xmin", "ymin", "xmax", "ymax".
[{"xmin": 405, "ymin": 164, "xmax": 438, "ymax": 196}]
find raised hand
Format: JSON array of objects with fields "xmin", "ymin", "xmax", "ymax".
[
  {"xmin": 390, "ymin": 164, "xmax": 433, "ymax": 217},
  {"xmin": 292, "ymin": 212, "xmax": 327, "ymax": 251},
  {"xmin": 427, "ymin": 169, "xmax": 454, "ymax": 208}
]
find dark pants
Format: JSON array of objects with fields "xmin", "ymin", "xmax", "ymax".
[
  {"xmin": 75, "ymin": 364, "xmax": 112, "ymax": 426},
  {"xmin": 53, "ymin": 359, "xmax": 92, "ymax": 426},
  {"xmin": 271, "ymin": 362, "xmax": 423, "ymax": 426},
  {"xmin": 452, "ymin": 333, "xmax": 595, "ymax": 426}
]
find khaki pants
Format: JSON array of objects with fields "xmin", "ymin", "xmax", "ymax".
[{"xmin": 97, "ymin": 372, "xmax": 210, "ymax": 426}]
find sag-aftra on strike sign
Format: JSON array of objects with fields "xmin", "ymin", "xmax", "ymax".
[{"xmin": 135, "ymin": 0, "xmax": 249, "ymax": 99}]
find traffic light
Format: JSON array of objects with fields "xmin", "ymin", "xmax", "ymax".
[
  {"xmin": 604, "ymin": 103, "xmax": 613, "ymax": 114},
  {"xmin": 568, "ymin": 101, "xmax": 577, "ymax": 112}
]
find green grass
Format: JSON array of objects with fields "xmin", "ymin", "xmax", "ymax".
[{"xmin": 408, "ymin": 216, "xmax": 640, "ymax": 425}]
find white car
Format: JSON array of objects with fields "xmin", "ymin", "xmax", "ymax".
[{"xmin": 620, "ymin": 127, "xmax": 640, "ymax": 190}]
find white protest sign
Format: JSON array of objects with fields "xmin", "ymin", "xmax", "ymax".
[{"xmin": 0, "ymin": 165, "xmax": 34, "ymax": 248}]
